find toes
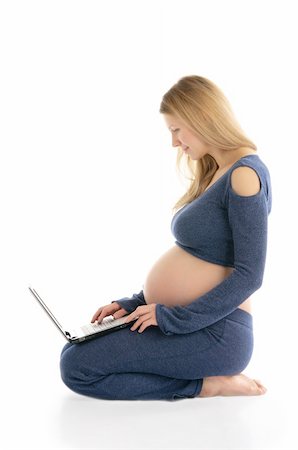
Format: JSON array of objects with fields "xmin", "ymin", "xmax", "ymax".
[
  {"xmin": 253, "ymin": 379, "xmax": 267, "ymax": 395},
  {"xmin": 260, "ymin": 385, "xmax": 267, "ymax": 394},
  {"xmin": 258, "ymin": 386, "xmax": 267, "ymax": 395}
]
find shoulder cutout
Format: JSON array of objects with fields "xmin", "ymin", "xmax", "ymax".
[{"xmin": 230, "ymin": 166, "xmax": 261, "ymax": 196}]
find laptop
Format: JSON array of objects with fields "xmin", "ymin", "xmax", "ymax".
[{"xmin": 28, "ymin": 286, "xmax": 138, "ymax": 344}]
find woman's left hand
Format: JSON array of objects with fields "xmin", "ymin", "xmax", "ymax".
[{"xmin": 124, "ymin": 304, "xmax": 158, "ymax": 333}]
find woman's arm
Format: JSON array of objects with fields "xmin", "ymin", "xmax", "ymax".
[
  {"xmin": 111, "ymin": 289, "xmax": 147, "ymax": 313},
  {"xmin": 155, "ymin": 166, "xmax": 271, "ymax": 335}
]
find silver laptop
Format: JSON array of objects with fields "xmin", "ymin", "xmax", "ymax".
[{"xmin": 28, "ymin": 286, "xmax": 137, "ymax": 344}]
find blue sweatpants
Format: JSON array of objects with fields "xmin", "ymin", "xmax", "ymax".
[{"xmin": 60, "ymin": 308, "xmax": 253, "ymax": 401}]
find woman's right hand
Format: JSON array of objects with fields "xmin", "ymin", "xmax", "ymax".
[{"xmin": 91, "ymin": 302, "xmax": 128, "ymax": 324}]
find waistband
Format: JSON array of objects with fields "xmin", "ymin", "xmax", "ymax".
[{"xmin": 224, "ymin": 308, "xmax": 253, "ymax": 328}]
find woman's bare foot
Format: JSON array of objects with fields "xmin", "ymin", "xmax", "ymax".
[{"xmin": 199, "ymin": 373, "xmax": 267, "ymax": 397}]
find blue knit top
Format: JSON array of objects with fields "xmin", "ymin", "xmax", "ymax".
[{"xmin": 113, "ymin": 154, "xmax": 272, "ymax": 335}]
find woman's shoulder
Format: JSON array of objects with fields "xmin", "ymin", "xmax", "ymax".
[
  {"xmin": 229, "ymin": 154, "xmax": 271, "ymax": 185},
  {"xmin": 231, "ymin": 153, "xmax": 270, "ymax": 174},
  {"xmin": 226, "ymin": 154, "xmax": 272, "ymax": 213},
  {"xmin": 230, "ymin": 165, "xmax": 261, "ymax": 196}
]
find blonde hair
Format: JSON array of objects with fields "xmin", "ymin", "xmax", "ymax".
[{"xmin": 159, "ymin": 75, "xmax": 257, "ymax": 213}]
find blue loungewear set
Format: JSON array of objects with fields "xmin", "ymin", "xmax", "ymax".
[{"xmin": 60, "ymin": 154, "xmax": 272, "ymax": 400}]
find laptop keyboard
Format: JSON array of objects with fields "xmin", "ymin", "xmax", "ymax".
[{"xmin": 81, "ymin": 317, "xmax": 125, "ymax": 335}]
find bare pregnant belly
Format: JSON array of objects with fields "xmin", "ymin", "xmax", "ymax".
[{"xmin": 143, "ymin": 245, "xmax": 252, "ymax": 313}]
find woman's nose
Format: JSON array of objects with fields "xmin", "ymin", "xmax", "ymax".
[{"xmin": 172, "ymin": 136, "xmax": 181, "ymax": 147}]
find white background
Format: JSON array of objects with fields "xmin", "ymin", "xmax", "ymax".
[{"xmin": 1, "ymin": 0, "xmax": 297, "ymax": 449}]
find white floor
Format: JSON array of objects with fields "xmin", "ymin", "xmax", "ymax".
[
  {"xmin": 3, "ymin": 366, "xmax": 297, "ymax": 450},
  {"xmin": 2, "ymin": 289, "xmax": 298, "ymax": 450}
]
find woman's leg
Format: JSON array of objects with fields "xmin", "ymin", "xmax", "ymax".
[{"xmin": 60, "ymin": 308, "xmax": 254, "ymax": 401}]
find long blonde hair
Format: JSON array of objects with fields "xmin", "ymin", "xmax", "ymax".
[{"xmin": 159, "ymin": 75, "xmax": 257, "ymax": 213}]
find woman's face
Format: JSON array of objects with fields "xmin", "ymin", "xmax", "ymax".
[{"xmin": 163, "ymin": 114, "xmax": 210, "ymax": 160}]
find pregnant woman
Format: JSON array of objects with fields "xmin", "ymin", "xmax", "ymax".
[{"xmin": 60, "ymin": 75, "xmax": 272, "ymax": 400}]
